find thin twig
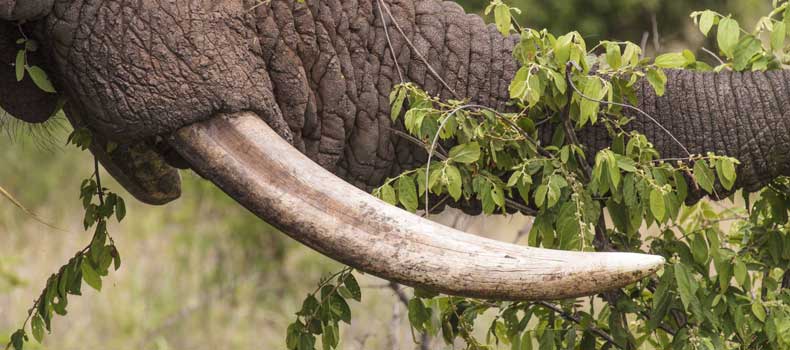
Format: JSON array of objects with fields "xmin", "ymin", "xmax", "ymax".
[
  {"xmin": 701, "ymin": 47, "xmax": 726, "ymax": 66},
  {"xmin": 376, "ymin": 0, "xmax": 405, "ymax": 83},
  {"xmin": 650, "ymin": 13, "xmax": 661, "ymax": 53},
  {"xmin": 561, "ymin": 63, "xmax": 592, "ymax": 181},
  {"xmin": 640, "ymin": 32, "xmax": 649, "ymax": 57},
  {"xmin": 388, "ymin": 127, "xmax": 448, "ymax": 159},
  {"xmin": 389, "ymin": 126, "xmax": 538, "ymax": 216},
  {"xmin": 389, "ymin": 282, "xmax": 410, "ymax": 307},
  {"xmin": 377, "ymin": 0, "xmax": 460, "ymax": 99},
  {"xmin": 425, "ymin": 109, "xmax": 465, "ymax": 214},
  {"xmin": 566, "ymin": 63, "xmax": 691, "ymax": 157},
  {"xmin": 94, "ymin": 157, "xmax": 105, "ymax": 206},
  {"xmin": 536, "ymin": 301, "xmax": 624, "ymax": 349},
  {"xmin": 458, "ymin": 104, "xmax": 552, "ymax": 157}
]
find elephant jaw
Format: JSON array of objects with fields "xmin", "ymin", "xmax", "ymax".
[{"xmin": 167, "ymin": 111, "xmax": 665, "ymax": 300}]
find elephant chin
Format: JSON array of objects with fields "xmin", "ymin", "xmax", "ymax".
[{"xmin": 167, "ymin": 111, "xmax": 666, "ymax": 301}]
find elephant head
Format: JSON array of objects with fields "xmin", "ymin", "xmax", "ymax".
[{"xmin": 4, "ymin": 0, "xmax": 786, "ymax": 301}]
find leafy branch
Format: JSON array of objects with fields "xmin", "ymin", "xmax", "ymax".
[{"xmin": 4, "ymin": 130, "xmax": 125, "ymax": 350}]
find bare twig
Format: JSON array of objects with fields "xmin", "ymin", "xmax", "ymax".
[
  {"xmin": 640, "ymin": 32, "xmax": 650, "ymax": 57},
  {"xmin": 650, "ymin": 13, "xmax": 661, "ymax": 53},
  {"xmin": 701, "ymin": 47, "xmax": 726, "ymax": 66},
  {"xmin": 388, "ymin": 127, "xmax": 448, "ymax": 159},
  {"xmin": 376, "ymin": 0, "xmax": 405, "ymax": 84},
  {"xmin": 561, "ymin": 64, "xmax": 593, "ymax": 181},
  {"xmin": 0, "ymin": 184, "xmax": 66, "ymax": 232},
  {"xmin": 377, "ymin": 0, "xmax": 459, "ymax": 99},
  {"xmin": 536, "ymin": 301, "xmax": 624, "ymax": 349}
]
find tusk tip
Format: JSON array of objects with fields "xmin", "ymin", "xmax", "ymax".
[{"xmin": 609, "ymin": 252, "xmax": 666, "ymax": 276}]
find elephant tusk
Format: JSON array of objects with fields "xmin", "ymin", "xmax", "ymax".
[{"xmin": 169, "ymin": 112, "xmax": 665, "ymax": 301}]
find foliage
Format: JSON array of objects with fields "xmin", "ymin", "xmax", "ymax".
[
  {"xmin": 291, "ymin": 1, "xmax": 790, "ymax": 349},
  {"xmin": 458, "ymin": 0, "xmax": 769, "ymax": 46},
  {"xmin": 4, "ymin": 132, "xmax": 125, "ymax": 350},
  {"xmin": 285, "ymin": 267, "xmax": 362, "ymax": 350}
]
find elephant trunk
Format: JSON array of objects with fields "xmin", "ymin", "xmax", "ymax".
[{"xmin": 624, "ymin": 69, "xmax": 790, "ymax": 193}]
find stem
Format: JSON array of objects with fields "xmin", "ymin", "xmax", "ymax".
[
  {"xmin": 535, "ymin": 301, "xmax": 624, "ymax": 349},
  {"xmin": 566, "ymin": 63, "xmax": 691, "ymax": 157},
  {"xmin": 94, "ymin": 157, "xmax": 105, "ymax": 207},
  {"xmin": 562, "ymin": 63, "xmax": 592, "ymax": 181}
]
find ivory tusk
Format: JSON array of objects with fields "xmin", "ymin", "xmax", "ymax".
[{"xmin": 169, "ymin": 112, "xmax": 664, "ymax": 301}]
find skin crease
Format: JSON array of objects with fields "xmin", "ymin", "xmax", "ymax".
[{"xmin": 2, "ymin": 0, "xmax": 790, "ymax": 210}]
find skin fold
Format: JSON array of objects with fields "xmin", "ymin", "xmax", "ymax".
[{"xmin": 1, "ymin": 0, "xmax": 789, "ymax": 206}]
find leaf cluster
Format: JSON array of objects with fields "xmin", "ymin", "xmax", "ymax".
[
  {"xmin": 312, "ymin": 1, "xmax": 790, "ymax": 350},
  {"xmin": 286, "ymin": 268, "xmax": 362, "ymax": 350},
  {"xmin": 5, "ymin": 146, "xmax": 125, "ymax": 350}
]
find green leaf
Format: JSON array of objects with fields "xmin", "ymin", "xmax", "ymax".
[
  {"xmin": 343, "ymin": 274, "xmax": 361, "ymax": 302},
  {"xmin": 698, "ymin": 11, "xmax": 717, "ymax": 36},
  {"xmin": 690, "ymin": 234, "xmax": 709, "ymax": 266},
  {"xmin": 449, "ymin": 142, "xmax": 481, "ymax": 164},
  {"xmin": 752, "ymin": 302, "xmax": 767, "ymax": 323},
  {"xmin": 10, "ymin": 329, "xmax": 25, "ymax": 350},
  {"xmin": 772, "ymin": 22, "xmax": 787, "ymax": 51},
  {"xmin": 110, "ymin": 245, "xmax": 122, "ymax": 271},
  {"xmin": 390, "ymin": 86, "xmax": 407, "ymax": 121},
  {"xmin": 298, "ymin": 333, "xmax": 316, "ymax": 350},
  {"xmin": 694, "ymin": 159, "xmax": 715, "ymax": 193},
  {"xmin": 494, "ymin": 4, "xmax": 511, "ymax": 36},
  {"xmin": 329, "ymin": 294, "xmax": 351, "ymax": 324},
  {"xmin": 579, "ymin": 78, "xmax": 604, "ymax": 125},
  {"xmin": 397, "ymin": 176, "xmax": 418, "ymax": 212},
  {"xmin": 605, "ymin": 42, "xmax": 622, "ymax": 69},
  {"xmin": 546, "ymin": 176, "xmax": 564, "ymax": 209},
  {"xmin": 674, "ymin": 263, "xmax": 703, "ymax": 320},
  {"xmin": 648, "ymin": 269, "xmax": 673, "ymax": 331},
  {"xmin": 715, "ymin": 158, "xmax": 737, "ymax": 190},
  {"xmin": 491, "ymin": 185, "xmax": 505, "ymax": 209},
  {"xmin": 31, "ymin": 315, "xmax": 45, "ymax": 343},
  {"xmin": 26, "ymin": 66, "xmax": 56, "ymax": 93},
  {"xmin": 80, "ymin": 260, "xmax": 102, "ymax": 291},
  {"xmin": 717, "ymin": 17, "xmax": 741, "ymax": 58},
  {"xmin": 712, "ymin": 249, "xmax": 733, "ymax": 291},
  {"xmin": 622, "ymin": 43, "xmax": 641, "ymax": 66},
  {"xmin": 114, "ymin": 197, "xmax": 126, "ymax": 222},
  {"xmin": 15, "ymin": 50, "xmax": 25, "ymax": 82},
  {"xmin": 650, "ymin": 189, "xmax": 666, "ymax": 222},
  {"xmin": 509, "ymin": 67, "xmax": 529, "ymax": 100},
  {"xmin": 646, "ymin": 68, "xmax": 667, "ymax": 96},
  {"xmin": 654, "ymin": 53, "xmax": 688, "ymax": 68},
  {"xmin": 732, "ymin": 36, "xmax": 762, "ymax": 71},
  {"xmin": 322, "ymin": 323, "xmax": 338, "ymax": 350},
  {"xmin": 379, "ymin": 183, "xmax": 397, "ymax": 206},
  {"xmin": 297, "ymin": 295, "xmax": 320, "ymax": 317},
  {"xmin": 556, "ymin": 202, "xmax": 580, "ymax": 250},
  {"xmin": 734, "ymin": 258, "xmax": 748, "ymax": 287},
  {"xmin": 286, "ymin": 322, "xmax": 302, "ymax": 349},
  {"xmin": 445, "ymin": 165, "xmax": 463, "ymax": 201},
  {"xmin": 408, "ymin": 299, "xmax": 431, "ymax": 332}
]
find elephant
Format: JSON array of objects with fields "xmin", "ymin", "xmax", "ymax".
[{"xmin": 1, "ymin": 0, "xmax": 787, "ymax": 301}]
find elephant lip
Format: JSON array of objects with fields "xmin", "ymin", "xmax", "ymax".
[{"xmin": 167, "ymin": 112, "xmax": 665, "ymax": 300}]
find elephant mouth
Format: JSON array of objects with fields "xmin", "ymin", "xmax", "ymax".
[{"xmin": 161, "ymin": 111, "xmax": 665, "ymax": 301}]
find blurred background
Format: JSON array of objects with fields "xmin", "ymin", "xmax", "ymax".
[{"xmin": 0, "ymin": 1, "xmax": 771, "ymax": 349}]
